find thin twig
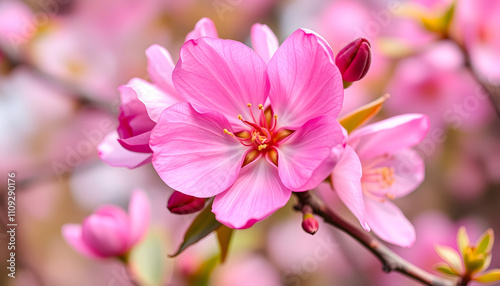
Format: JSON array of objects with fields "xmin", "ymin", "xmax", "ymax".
[{"xmin": 294, "ymin": 191, "xmax": 458, "ymax": 286}]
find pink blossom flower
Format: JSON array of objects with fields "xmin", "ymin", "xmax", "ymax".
[
  {"xmin": 151, "ymin": 29, "xmax": 346, "ymax": 229},
  {"xmin": 322, "ymin": 114, "xmax": 429, "ymax": 247},
  {"xmin": 62, "ymin": 190, "xmax": 150, "ymax": 259}
]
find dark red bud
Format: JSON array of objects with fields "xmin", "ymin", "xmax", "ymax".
[
  {"xmin": 167, "ymin": 191, "xmax": 206, "ymax": 214},
  {"xmin": 335, "ymin": 38, "xmax": 372, "ymax": 82},
  {"xmin": 302, "ymin": 213, "xmax": 319, "ymax": 235}
]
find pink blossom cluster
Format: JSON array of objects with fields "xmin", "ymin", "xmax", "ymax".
[{"xmin": 96, "ymin": 18, "xmax": 429, "ymax": 249}]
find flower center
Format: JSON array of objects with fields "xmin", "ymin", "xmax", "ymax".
[
  {"xmin": 361, "ymin": 154, "xmax": 397, "ymax": 202},
  {"xmin": 223, "ymin": 103, "xmax": 292, "ymax": 166}
]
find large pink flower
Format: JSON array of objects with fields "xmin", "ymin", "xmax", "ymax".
[
  {"xmin": 151, "ymin": 29, "xmax": 346, "ymax": 229},
  {"xmin": 319, "ymin": 114, "xmax": 429, "ymax": 247}
]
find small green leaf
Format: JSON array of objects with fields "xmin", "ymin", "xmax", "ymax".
[
  {"xmin": 170, "ymin": 202, "xmax": 221, "ymax": 257},
  {"xmin": 457, "ymin": 226, "xmax": 470, "ymax": 256},
  {"xmin": 475, "ymin": 269, "xmax": 500, "ymax": 284},
  {"xmin": 339, "ymin": 94, "xmax": 389, "ymax": 133},
  {"xmin": 216, "ymin": 225, "xmax": 234, "ymax": 263},
  {"xmin": 435, "ymin": 245, "xmax": 464, "ymax": 274},
  {"xmin": 434, "ymin": 263, "xmax": 459, "ymax": 277},
  {"xmin": 129, "ymin": 230, "xmax": 172, "ymax": 286},
  {"xmin": 476, "ymin": 229, "xmax": 494, "ymax": 254}
]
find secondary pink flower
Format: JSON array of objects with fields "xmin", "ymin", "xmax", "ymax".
[
  {"xmin": 62, "ymin": 190, "xmax": 150, "ymax": 258},
  {"xmin": 98, "ymin": 18, "xmax": 218, "ymax": 168},
  {"xmin": 325, "ymin": 114, "xmax": 429, "ymax": 247},
  {"xmin": 151, "ymin": 29, "xmax": 346, "ymax": 229}
]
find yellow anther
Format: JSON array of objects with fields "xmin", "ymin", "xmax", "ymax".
[
  {"xmin": 258, "ymin": 104, "xmax": 264, "ymax": 110},
  {"xmin": 274, "ymin": 114, "xmax": 278, "ymax": 119},
  {"xmin": 385, "ymin": 193, "xmax": 396, "ymax": 200},
  {"xmin": 258, "ymin": 144, "xmax": 268, "ymax": 151},
  {"xmin": 223, "ymin": 128, "xmax": 235, "ymax": 138},
  {"xmin": 247, "ymin": 103, "xmax": 252, "ymax": 107},
  {"xmin": 238, "ymin": 114, "xmax": 243, "ymax": 120}
]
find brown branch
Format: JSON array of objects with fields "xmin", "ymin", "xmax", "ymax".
[
  {"xmin": 448, "ymin": 37, "xmax": 500, "ymax": 117},
  {"xmin": 294, "ymin": 191, "xmax": 458, "ymax": 286},
  {"xmin": 0, "ymin": 46, "xmax": 113, "ymax": 113}
]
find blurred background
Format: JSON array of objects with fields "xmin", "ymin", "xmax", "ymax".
[{"xmin": 0, "ymin": 0, "xmax": 499, "ymax": 285}]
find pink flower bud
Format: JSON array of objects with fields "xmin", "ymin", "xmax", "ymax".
[
  {"xmin": 335, "ymin": 38, "xmax": 371, "ymax": 82},
  {"xmin": 302, "ymin": 213, "xmax": 319, "ymax": 235},
  {"xmin": 167, "ymin": 191, "xmax": 206, "ymax": 214},
  {"xmin": 62, "ymin": 190, "xmax": 150, "ymax": 259}
]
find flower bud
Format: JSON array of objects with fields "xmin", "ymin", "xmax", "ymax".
[
  {"xmin": 62, "ymin": 190, "xmax": 150, "ymax": 259},
  {"xmin": 167, "ymin": 191, "xmax": 206, "ymax": 214},
  {"xmin": 335, "ymin": 38, "xmax": 372, "ymax": 83},
  {"xmin": 302, "ymin": 213, "xmax": 319, "ymax": 235}
]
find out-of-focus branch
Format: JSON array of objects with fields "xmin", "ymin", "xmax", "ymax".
[
  {"xmin": 0, "ymin": 46, "xmax": 113, "ymax": 112},
  {"xmin": 294, "ymin": 191, "xmax": 458, "ymax": 286},
  {"xmin": 450, "ymin": 39, "xmax": 500, "ymax": 117}
]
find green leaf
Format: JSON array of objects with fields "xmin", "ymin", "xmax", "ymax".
[
  {"xmin": 129, "ymin": 230, "xmax": 172, "ymax": 286},
  {"xmin": 170, "ymin": 202, "xmax": 221, "ymax": 257},
  {"xmin": 216, "ymin": 225, "xmax": 234, "ymax": 263},
  {"xmin": 476, "ymin": 229, "xmax": 494, "ymax": 254},
  {"xmin": 435, "ymin": 245, "xmax": 464, "ymax": 274},
  {"xmin": 434, "ymin": 263, "xmax": 459, "ymax": 277},
  {"xmin": 475, "ymin": 269, "xmax": 500, "ymax": 284},
  {"xmin": 339, "ymin": 94, "xmax": 389, "ymax": 133}
]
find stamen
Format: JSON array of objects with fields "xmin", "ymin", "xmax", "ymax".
[
  {"xmin": 247, "ymin": 103, "xmax": 258, "ymax": 124},
  {"xmin": 362, "ymin": 166, "xmax": 396, "ymax": 189},
  {"xmin": 271, "ymin": 114, "xmax": 278, "ymax": 131},
  {"xmin": 224, "ymin": 128, "xmax": 253, "ymax": 146},
  {"xmin": 258, "ymin": 144, "xmax": 268, "ymax": 151},
  {"xmin": 223, "ymin": 129, "xmax": 235, "ymax": 138},
  {"xmin": 258, "ymin": 104, "xmax": 269, "ymax": 130}
]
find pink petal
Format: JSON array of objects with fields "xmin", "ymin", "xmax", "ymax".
[
  {"xmin": 150, "ymin": 102, "xmax": 247, "ymax": 198},
  {"xmin": 213, "ymin": 158, "xmax": 291, "ymax": 229},
  {"xmin": 185, "ymin": 17, "xmax": 218, "ymax": 42},
  {"xmin": 277, "ymin": 116, "xmax": 345, "ymax": 191},
  {"xmin": 118, "ymin": 132, "xmax": 151, "ymax": 153},
  {"xmin": 251, "ymin": 23, "xmax": 279, "ymax": 63},
  {"xmin": 367, "ymin": 149, "xmax": 425, "ymax": 199},
  {"xmin": 348, "ymin": 114, "xmax": 430, "ymax": 161},
  {"xmin": 127, "ymin": 78, "xmax": 180, "ymax": 123},
  {"xmin": 267, "ymin": 29, "xmax": 343, "ymax": 129},
  {"xmin": 365, "ymin": 198, "xmax": 416, "ymax": 247},
  {"xmin": 98, "ymin": 131, "xmax": 152, "ymax": 168},
  {"xmin": 127, "ymin": 190, "xmax": 150, "ymax": 246},
  {"xmin": 145, "ymin": 44, "xmax": 177, "ymax": 96},
  {"xmin": 173, "ymin": 37, "xmax": 269, "ymax": 130},
  {"xmin": 62, "ymin": 224, "xmax": 103, "ymax": 259},
  {"xmin": 332, "ymin": 145, "xmax": 369, "ymax": 231}
]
